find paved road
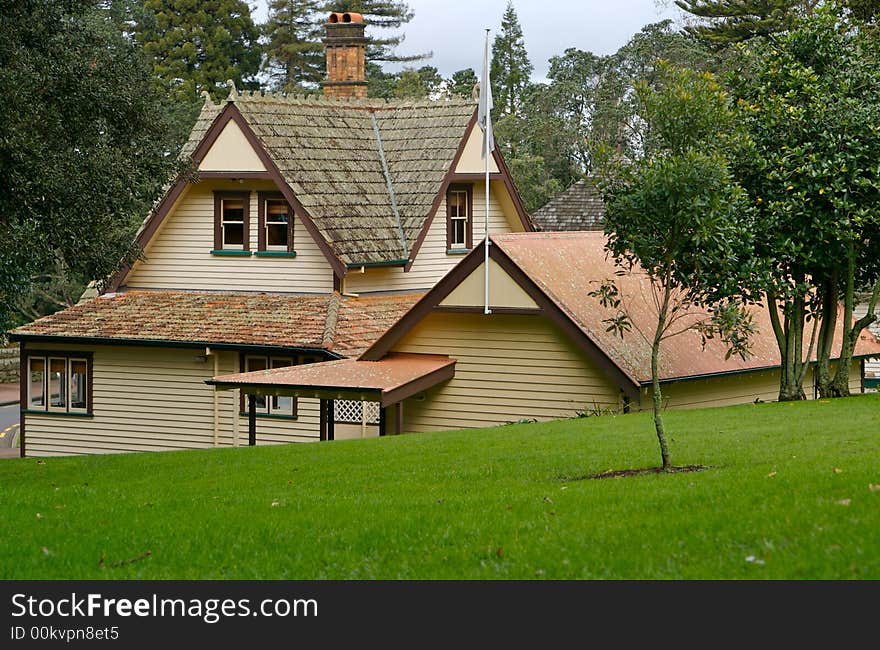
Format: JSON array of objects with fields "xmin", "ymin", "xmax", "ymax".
[{"xmin": 0, "ymin": 404, "xmax": 19, "ymax": 449}]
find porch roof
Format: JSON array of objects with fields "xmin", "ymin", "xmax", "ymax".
[{"xmin": 206, "ymin": 352, "xmax": 455, "ymax": 407}]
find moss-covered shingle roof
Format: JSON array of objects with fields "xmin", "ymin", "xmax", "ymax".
[
  {"xmin": 188, "ymin": 92, "xmax": 476, "ymax": 266},
  {"xmin": 531, "ymin": 179, "xmax": 605, "ymax": 232},
  {"xmin": 12, "ymin": 290, "xmax": 422, "ymax": 359}
]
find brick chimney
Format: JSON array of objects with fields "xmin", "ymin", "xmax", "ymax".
[{"xmin": 323, "ymin": 12, "xmax": 368, "ymax": 99}]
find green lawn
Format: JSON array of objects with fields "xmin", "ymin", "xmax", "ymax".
[{"xmin": 3, "ymin": 395, "xmax": 880, "ymax": 579}]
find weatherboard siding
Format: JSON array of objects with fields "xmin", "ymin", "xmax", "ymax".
[
  {"xmin": 345, "ymin": 183, "xmax": 521, "ymax": 294},
  {"xmin": 654, "ymin": 361, "xmax": 862, "ymax": 410},
  {"xmin": 24, "ymin": 344, "xmax": 319, "ymax": 457},
  {"xmin": 125, "ymin": 180, "xmax": 334, "ymax": 293},
  {"xmin": 389, "ymin": 312, "xmax": 621, "ymax": 432}
]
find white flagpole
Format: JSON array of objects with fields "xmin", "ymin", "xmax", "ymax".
[{"xmin": 483, "ymin": 29, "xmax": 491, "ymax": 316}]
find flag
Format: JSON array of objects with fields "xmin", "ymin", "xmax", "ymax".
[{"xmin": 478, "ymin": 30, "xmax": 495, "ymax": 160}]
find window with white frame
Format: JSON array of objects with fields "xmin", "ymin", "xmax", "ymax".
[
  {"xmin": 27, "ymin": 354, "xmax": 91, "ymax": 414},
  {"xmin": 265, "ymin": 199, "xmax": 291, "ymax": 250},
  {"xmin": 446, "ymin": 184, "xmax": 472, "ymax": 250},
  {"xmin": 213, "ymin": 191, "xmax": 250, "ymax": 251}
]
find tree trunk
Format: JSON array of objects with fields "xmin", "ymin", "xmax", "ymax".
[
  {"xmin": 770, "ymin": 291, "xmax": 808, "ymax": 402},
  {"xmin": 651, "ymin": 288, "xmax": 672, "ymax": 472},
  {"xmin": 830, "ymin": 254, "xmax": 879, "ymax": 397},
  {"xmin": 816, "ymin": 273, "xmax": 838, "ymax": 397}
]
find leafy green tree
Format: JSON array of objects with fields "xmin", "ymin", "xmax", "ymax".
[
  {"xmin": 264, "ymin": 0, "xmax": 325, "ymax": 92},
  {"xmin": 0, "ymin": 0, "xmax": 185, "ymax": 334},
  {"xmin": 595, "ymin": 64, "xmax": 755, "ymax": 470},
  {"xmin": 729, "ymin": 8, "xmax": 880, "ymax": 399},
  {"xmin": 490, "ymin": 1, "xmax": 533, "ymax": 118},
  {"xmin": 448, "ymin": 68, "xmax": 478, "ymax": 98},
  {"xmin": 393, "ymin": 66, "xmax": 443, "ymax": 99},
  {"xmin": 137, "ymin": 0, "xmax": 261, "ymax": 103}
]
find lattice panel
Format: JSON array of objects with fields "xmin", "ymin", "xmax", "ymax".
[{"xmin": 334, "ymin": 399, "xmax": 380, "ymax": 425}]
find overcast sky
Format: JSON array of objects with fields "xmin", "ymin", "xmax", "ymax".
[{"xmin": 252, "ymin": 1, "xmax": 683, "ymax": 81}]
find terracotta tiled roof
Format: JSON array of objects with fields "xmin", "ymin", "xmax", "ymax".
[
  {"xmin": 531, "ymin": 179, "xmax": 605, "ymax": 232},
  {"xmin": 11, "ymin": 290, "xmax": 422, "ymax": 358},
  {"xmin": 492, "ymin": 232, "xmax": 880, "ymax": 384},
  {"xmin": 185, "ymin": 92, "xmax": 476, "ymax": 266}
]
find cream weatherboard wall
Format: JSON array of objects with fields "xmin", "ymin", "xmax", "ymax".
[
  {"xmin": 23, "ymin": 343, "xmax": 320, "ymax": 457},
  {"xmin": 197, "ymin": 120, "xmax": 267, "ymax": 173},
  {"xmin": 388, "ymin": 312, "xmax": 622, "ymax": 432},
  {"xmin": 454, "ymin": 126, "xmax": 500, "ymax": 174},
  {"xmin": 345, "ymin": 182, "xmax": 522, "ymax": 294},
  {"xmin": 125, "ymin": 180, "xmax": 334, "ymax": 293},
  {"xmin": 642, "ymin": 361, "xmax": 861, "ymax": 410}
]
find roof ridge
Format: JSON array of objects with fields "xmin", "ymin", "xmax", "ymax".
[
  {"xmin": 322, "ymin": 292, "xmax": 342, "ymax": 350},
  {"xmin": 231, "ymin": 89, "xmax": 475, "ymax": 111}
]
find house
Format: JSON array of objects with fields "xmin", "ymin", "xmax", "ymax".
[
  {"xmin": 206, "ymin": 231, "xmax": 880, "ymax": 441},
  {"xmin": 10, "ymin": 14, "xmax": 880, "ymax": 456},
  {"xmin": 9, "ymin": 13, "xmax": 531, "ymax": 456}
]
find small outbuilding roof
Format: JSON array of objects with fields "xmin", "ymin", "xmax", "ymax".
[
  {"xmin": 10, "ymin": 290, "xmax": 422, "ymax": 358},
  {"xmin": 530, "ymin": 179, "xmax": 605, "ymax": 232}
]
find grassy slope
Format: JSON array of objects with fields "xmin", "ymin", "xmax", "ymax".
[{"xmin": 2, "ymin": 395, "xmax": 879, "ymax": 579}]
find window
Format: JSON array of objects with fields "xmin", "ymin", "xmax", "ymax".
[
  {"xmin": 213, "ymin": 191, "xmax": 250, "ymax": 251},
  {"xmin": 27, "ymin": 353, "xmax": 91, "ymax": 414},
  {"xmin": 446, "ymin": 184, "xmax": 472, "ymax": 251},
  {"xmin": 258, "ymin": 192, "xmax": 294, "ymax": 252},
  {"xmin": 243, "ymin": 355, "xmax": 300, "ymax": 417}
]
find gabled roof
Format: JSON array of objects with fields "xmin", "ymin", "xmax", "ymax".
[
  {"xmin": 10, "ymin": 290, "xmax": 422, "ymax": 359},
  {"xmin": 364, "ymin": 232, "xmax": 880, "ymax": 389},
  {"xmin": 531, "ymin": 179, "xmax": 605, "ymax": 232}
]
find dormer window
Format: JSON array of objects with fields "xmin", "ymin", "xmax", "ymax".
[
  {"xmin": 258, "ymin": 192, "xmax": 294, "ymax": 253},
  {"xmin": 213, "ymin": 191, "xmax": 251, "ymax": 253},
  {"xmin": 446, "ymin": 184, "xmax": 473, "ymax": 253}
]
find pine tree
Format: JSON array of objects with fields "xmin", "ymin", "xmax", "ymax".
[
  {"xmin": 264, "ymin": 0, "xmax": 324, "ymax": 92},
  {"xmin": 675, "ymin": 1, "xmax": 817, "ymax": 45},
  {"xmin": 490, "ymin": 2, "xmax": 533, "ymax": 118},
  {"xmin": 136, "ymin": 0, "xmax": 261, "ymax": 103},
  {"xmin": 322, "ymin": 0, "xmax": 425, "ymax": 63},
  {"xmin": 448, "ymin": 68, "xmax": 477, "ymax": 98}
]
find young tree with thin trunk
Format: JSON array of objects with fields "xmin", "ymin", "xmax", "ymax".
[{"xmin": 595, "ymin": 64, "xmax": 756, "ymax": 471}]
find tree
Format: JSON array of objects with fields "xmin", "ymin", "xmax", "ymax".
[
  {"xmin": 264, "ymin": 0, "xmax": 325, "ymax": 93},
  {"xmin": 393, "ymin": 66, "xmax": 443, "ymax": 99},
  {"xmin": 728, "ymin": 8, "xmax": 880, "ymax": 400},
  {"xmin": 675, "ymin": 1, "xmax": 817, "ymax": 45},
  {"xmin": 136, "ymin": 0, "xmax": 261, "ymax": 103},
  {"xmin": 448, "ymin": 68, "xmax": 478, "ymax": 98},
  {"xmin": 322, "ymin": 0, "xmax": 425, "ymax": 64},
  {"xmin": 490, "ymin": 2, "xmax": 533, "ymax": 118},
  {"xmin": 0, "ymin": 0, "xmax": 185, "ymax": 334},
  {"xmin": 595, "ymin": 64, "xmax": 755, "ymax": 470}
]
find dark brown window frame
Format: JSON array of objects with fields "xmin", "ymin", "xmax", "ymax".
[
  {"xmin": 213, "ymin": 191, "xmax": 251, "ymax": 251},
  {"xmin": 257, "ymin": 191, "xmax": 294, "ymax": 252},
  {"xmin": 24, "ymin": 351, "xmax": 94, "ymax": 416},
  {"xmin": 446, "ymin": 183, "xmax": 473, "ymax": 251}
]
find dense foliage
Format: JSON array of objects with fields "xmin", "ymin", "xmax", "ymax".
[{"xmin": 0, "ymin": 0, "xmax": 184, "ymax": 334}]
